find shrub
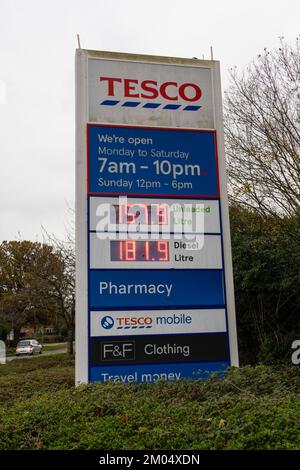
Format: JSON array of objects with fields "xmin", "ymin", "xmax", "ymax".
[{"xmin": 0, "ymin": 356, "xmax": 299, "ymax": 450}]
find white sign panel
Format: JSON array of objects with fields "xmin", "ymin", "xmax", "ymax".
[
  {"xmin": 89, "ymin": 197, "xmax": 221, "ymax": 234},
  {"xmin": 90, "ymin": 309, "xmax": 227, "ymax": 337},
  {"xmin": 89, "ymin": 233, "xmax": 222, "ymax": 269},
  {"xmin": 88, "ymin": 58, "xmax": 214, "ymax": 128}
]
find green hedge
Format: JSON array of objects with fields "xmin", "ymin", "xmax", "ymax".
[{"xmin": 0, "ymin": 355, "xmax": 299, "ymax": 450}]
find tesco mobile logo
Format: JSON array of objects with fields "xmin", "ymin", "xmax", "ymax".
[
  {"xmin": 99, "ymin": 77, "xmax": 202, "ymax": 111},
  {"xmin": 101, "ymin": 316, "xmax": 114, "ymax": 329},
  {"xmin": 100, "ymin": 313, "xmax": 193, "ymax": 331},
  {"xmin": 101, "ymin": 315, "xmax": 153, "ymax": 330}
]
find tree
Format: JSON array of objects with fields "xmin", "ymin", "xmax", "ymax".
[
  {"xmin": 0, "ymin": 239, "xmax": 75, "ymax": 354},
  {"xmin": 224, "ymin": 38, "xmax": 300, "ymax": 363},
  {"xmin": 0, "ymin": 241, "xmax": 61, "ymax": 343},
  {"xmin": 224, "ymin": 37, "xmax": 300, "ymax": 220},
  {"xmin": 230, "ymin": 205, "xmax": 300, "ymax": 364},
  {"xmin": 40, "ymin": 231, "xmax": 75, "ymax": 355}
]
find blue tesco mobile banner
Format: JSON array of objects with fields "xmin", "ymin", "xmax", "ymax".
[{"xmin": 88, "ymin": 124, "xmax": 219, "ymax": 198}]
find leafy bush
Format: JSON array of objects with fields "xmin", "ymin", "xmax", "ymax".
[
  {"xmin": 0, "ymin": 354, "xmax": 74, "ymax": 404},
  {"xmin": 230, "ymin": 206, "xmax": 300, "ymax": 364},
  {"xmin": 0, "ymin": 355, "xmax": 299, "ymax": 450}
]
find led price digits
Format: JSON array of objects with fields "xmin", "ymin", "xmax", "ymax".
[
  {"xmin": 111, "ymin": 240, "xmax": 169, "ymax": 262},
  {"xmin": 113, "ymin": 204, "xmax": 168, "ymax": 225}
]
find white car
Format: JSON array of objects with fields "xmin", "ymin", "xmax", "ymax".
[{"xmin": 16, "ymin": 339, "xmax": 43, "ymax": 356}]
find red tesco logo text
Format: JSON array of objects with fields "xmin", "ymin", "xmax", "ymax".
[
  {"xmin": 116, "ymin": 317, "xmax": 153, "ymax": 327},
  {"xmin": 100, "ymin": 77, "xmax": 202, "ymax": 102}
]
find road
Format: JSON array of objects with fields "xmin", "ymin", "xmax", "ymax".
[{"xmin": 5, "ymin": 348, "xmax": 67, "ymax": 362}]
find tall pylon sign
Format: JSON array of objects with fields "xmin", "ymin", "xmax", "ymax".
[{"xmin": 75, "ymin": 49, "xmax": 239, "ymax": 384}]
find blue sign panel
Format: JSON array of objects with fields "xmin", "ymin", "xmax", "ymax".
[
  {"xmin": 86, "ymin": 123, "xmax": 231, "ymax": 384},
  {"xmin": 88, "ymin": 125, "xmax": 219, "ymax": 198},
  {"xmin": 89, "ymin": 269, "xmax": 225, "ymax": 309},
  {"xmin": 90, "ymin": 361, "xmax": 230, "ymax": 383}
]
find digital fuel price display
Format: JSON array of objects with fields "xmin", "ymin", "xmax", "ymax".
[
  {"xmin": 90, "ymin": 234, "xmax": 223, "ymax": 270},
  {"xmin": 111, "ymin": 240, "xmax": 169, "ymax": 262},
  {"xmin": 112, "ymin": 204, "xmax": 168, "ymax": 225},
  {"xmin": 89, "ymin": 197, "xmax": 222, "ymax": 235}
]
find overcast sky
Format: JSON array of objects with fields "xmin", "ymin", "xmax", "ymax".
[{"xmin": 0, "ymin": 0, "xmax": 299, "ymax": 242}]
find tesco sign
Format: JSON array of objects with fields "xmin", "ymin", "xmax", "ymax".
[
  {"xmin": 99, "ymin": 77, "xmax": 202, "ymax": 102},
  {"xmin": 116, "ymin": 316, "xmax": 153, "ymax": 327},
  {"xmin": 101, "ymin": 315, "xmax": 153, "ymax": 330},
  {"xmin": 88, "ymin": 58, "xmax": 214, "ymax": 128}
]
